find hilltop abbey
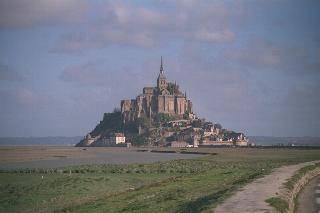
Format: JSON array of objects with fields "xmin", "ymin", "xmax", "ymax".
[
  {"xmin": 76, "ymin": 57, "xmax": 249, "ymax": 148},
  {"xmin": 121, "ymin": 57, "xmax": 193, "ymax": 123}
]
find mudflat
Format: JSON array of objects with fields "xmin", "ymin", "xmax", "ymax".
[{"xmin": 0, "ymin": 146, "xmax": 200, "ymax": 169}]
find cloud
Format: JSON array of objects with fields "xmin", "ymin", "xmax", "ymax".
[
  {"xmin": 60, "ymin": 62, "xmax": 103, "ymax": 86},
  {"xmin": 51, "ymin": 1, "xmax": 236, "ymax": 53},
  {"xmin": 59, "ymin": 59, "xmax": 160, "ymax": 119},
  {"xmin": 0, "ymin": 0, "xmax": 86, "ymax": 28},
  {"xmin": 0, "ymin": 88, "xmax": 39, "ymax": 114},
  {"xmin": 159, "ymin": 43, "xmax": 320, "ymax": 136},
  {"xmin": 223, "ymin": 38, "xmax": 320, "ymax": 74},
  {"xmin": 193, "ymin": 29, "xmax": 234, "ymax": 43},
  {"xmin": 59, "ymin": 60, "xmax": 151, "ymax": 99},
  {"xmin": 0, "ymin": 64, "xmax": 24, "ymax": 81}
]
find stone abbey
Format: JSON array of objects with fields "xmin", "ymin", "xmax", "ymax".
[
  {"xmin": 121, "ymin": 57, "xmax": 193, "ymax": 123},
  {"xmin": 77, "ymin": 57, "xmax": 249, "ymax": 147}
]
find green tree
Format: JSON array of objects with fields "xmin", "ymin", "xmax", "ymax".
[
  {"xmin": 132, "ymin": 135, "xmax": 148, "ymax": 146},
  {"xmin": 183, "ymin": 111, "xmax": 190, "ymax": 120},
  {"xmin": 214, "ymin": 123, "xmax": 222, "ymax": 129},
  {"xmin": 90, "ymin": 112, "xmax": 124, "ymax": 137},
  {"xmin": 154, "ymin": 113, "xmax": 173, "ymax": 125},
  {"xmin": 191, "ymin": 119, "xmax": 202, "ymax": 128},
  {"xmin": 137, "ymin": 115, "xmax": 151, "ymax": 129}
]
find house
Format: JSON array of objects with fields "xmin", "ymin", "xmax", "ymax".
[
  {"xmin": 192, "ymin": 135, "xmax": 201, "ymax": 147},
  {"xmin": 110, "ymin": 133, "xmax": 126, "ymax": 144},
  {"xmin": 203, "ymin": 123, "xmax": 219, "ymax": 137},
  {"xmin": 201, "ymin": 140, "xmax": 234, "ymax": 146},
  {"xmin": 228, "ymin": 133, "xmax": 247, "ymax": 142},
  {"xmin": 97, "ymin": 133, "xmax": 126, "ymax": 147},
  {"xmin": 168, "ymin": 119, "xmax": 190, "ymax": 127},
  {"xmin": 85, "ymin": 134, "xmax": 95, "ymax": 145}
]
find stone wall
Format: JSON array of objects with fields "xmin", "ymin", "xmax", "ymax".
[{"xmin": 176, "ymin": 96, "xmax": 186, "ymax": 114}]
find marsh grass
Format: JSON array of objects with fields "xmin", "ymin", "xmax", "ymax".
[{"xmin": 0, "ymin": 148, "xmax": 320, "ymax": 212}]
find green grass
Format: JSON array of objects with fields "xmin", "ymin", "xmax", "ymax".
[
  {"xmin": 265, "ymin": 197, "xmax": 288, "ymax": 213},
  {"xmin": 0, "ymin": 172, "xmax": 172, "ymax": 212},
  {"xmin": 0, "ymin": 148, "xmax": 320, "ymax": 212}
]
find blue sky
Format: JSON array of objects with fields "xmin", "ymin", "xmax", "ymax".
[{"xmin": 0, "ymin": 0, "xmax": 319, "ymax": 137}]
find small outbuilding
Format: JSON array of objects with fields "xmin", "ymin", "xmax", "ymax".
[{"xmin": 171, "ymin": 141, "xmax": 188, "ymax": 148}]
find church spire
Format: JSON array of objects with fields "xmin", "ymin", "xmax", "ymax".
[
  {"xmin": 157, "ymin": 56, "xmax": 167, "ymax": 90},
  {"xmin": 160, "ymin": 56, "xmax": 164, "ymax": 74}
]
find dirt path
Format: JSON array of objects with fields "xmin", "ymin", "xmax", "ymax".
[{"xmin": 214, "ymin": 161, "xmax": 320, "ymax": 213}]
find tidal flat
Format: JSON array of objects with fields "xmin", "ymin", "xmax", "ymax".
[
  {"xmin": 0, "ymin": 147, "xmax": 320, "ymax": 212},
  {"xmin": 0, "ymin": 146, "xmax": 200, "ymax": 170}
]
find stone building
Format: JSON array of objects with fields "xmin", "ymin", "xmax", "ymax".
[
  {"xmin": 121, "ymin": 57, "xmax": 193, "ymax": 123},
  {"xmin": 171, "ymin": 141, "xmax": 188, "ymax": 148},
  {"xmin": 98, "ymin": 133, "xmax": 126, "ymax": 146},
  {"xmin": 111, "ymin": 133, "xmax": 126, "ymax": 144}
]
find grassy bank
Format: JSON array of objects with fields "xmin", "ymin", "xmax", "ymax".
[
  {"xmin": 0, "ymin": 148, "xmax": 320, "ymax": 212},
  {"xmin": 266, "ymin": 162, "xmax": 320, "ymax": 213},
  {"xmin": 285, "ymin": 162, "xmax": 320, "ymax": 190}
]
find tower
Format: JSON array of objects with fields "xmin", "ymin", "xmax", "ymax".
[{"xmin": 157, "ymin": 56, "xmax": 167, "ymax": 91}]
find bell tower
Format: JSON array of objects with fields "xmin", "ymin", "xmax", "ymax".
[{"xmin": 157, "ymin": 56, "xmax": 167, "ymax": 91}]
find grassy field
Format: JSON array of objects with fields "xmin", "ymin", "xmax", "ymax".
[{"xmin": 0, "ymin": 147, "xmax": 320, "ymax": 212}]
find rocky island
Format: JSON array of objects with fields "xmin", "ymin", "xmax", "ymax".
[{"xmin": 76, "ymin": 58, "xmax": 249, "ymax": 147}]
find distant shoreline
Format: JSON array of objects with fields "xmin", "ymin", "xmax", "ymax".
[{"xmin": 0, "ymin": 136, "xmax": 319, "ymax": 147}]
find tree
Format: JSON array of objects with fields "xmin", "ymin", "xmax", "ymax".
[
  {"xmin": 155, "ymin": 113, "xmax": 172, "ymax": 124},
  {"xmin": 183, "ymin": 111, "xmax": 190, "ymax": 120},
  {"xmin": 214, "ymin": 123, "xmax": 222, "ymax": 129},
  {"xmin": 132, "ymin": 135, "xmax": 147, "ymax": 146},
  {"xmin": 166, "ymin": 135, "xmax": 176, "ymax": 142},
  {"xmin": 137, "ymin": 115, "xmax": 151, "ymax": 129},
  {"xmin": 90, "ymin": 112, "xmax": 123, "ymax": 137},
  {"xmin": 191, "ymin": 119, "xmax": 202, "ymax": 128}
]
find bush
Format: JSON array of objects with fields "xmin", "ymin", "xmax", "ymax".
[
  {"xmin": 132, "ymin": 135, "xmax": 148, "ymax": 146},
  {"xmin": 191, "ymin": 120, "xmax": 202, "ymax": 128},
  {"xmin": 265, "ymin": 197, "xmax": 288, "ymax": 212},
  {"xmin": 155, "ymin": 113, "xmax": 175, "ymax": 124}
]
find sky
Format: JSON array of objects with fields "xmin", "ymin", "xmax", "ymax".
[{"xmin": 0, "ymin": 0, "xmax": 319, "ymax": 137}]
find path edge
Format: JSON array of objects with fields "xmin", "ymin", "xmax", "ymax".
[{"xmin": 270, "ymin": 162, "xmax": 320, "ymax": 213}]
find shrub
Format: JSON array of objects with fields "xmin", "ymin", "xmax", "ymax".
[{"xmin": 265, "ymin": 197, "xmax": 288, "ymax": 213}]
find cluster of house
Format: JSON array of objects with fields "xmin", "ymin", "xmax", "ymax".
[
  {"xmin": 164, "ymin": 120, "xmax": 249, "ymax": 148},
  {"xmin": 81, "ymin": 118, "xmax": 249, "ymax": 147}
]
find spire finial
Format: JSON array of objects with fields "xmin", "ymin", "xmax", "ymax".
[{"xmin": 160, "ymin": 56, "xmax": 164, "ymax": 74}]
